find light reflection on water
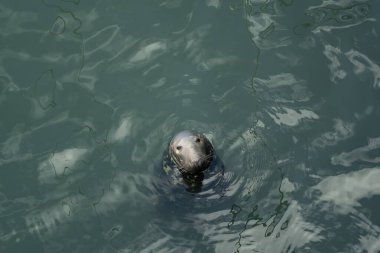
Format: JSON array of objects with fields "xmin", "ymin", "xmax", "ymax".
[{"xmin": 0, "ymin": 0, "xmax": 380, "ymax": 252}]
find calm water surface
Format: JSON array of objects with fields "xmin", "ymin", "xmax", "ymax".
[{"xmin": 1, "ymin": 0, "xmax": 380, "ymax": 252}]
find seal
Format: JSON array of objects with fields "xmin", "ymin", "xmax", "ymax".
[{"xmin": 169, "ymin": 130, "xmax": 214, "ymax": 175}]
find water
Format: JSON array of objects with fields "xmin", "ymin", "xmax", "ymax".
[{"xmin": 1, "ymin": 0, "xmax": 379, "ymax": 252}]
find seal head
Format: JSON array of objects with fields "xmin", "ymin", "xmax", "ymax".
[{"xmin": 169, "ymin": 130, "xmax": 214, "ymax": 175}]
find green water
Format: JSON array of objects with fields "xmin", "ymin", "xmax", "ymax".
[{"xmin": 1, "ymin": 0, "xmax": 380, "ymax": 252}]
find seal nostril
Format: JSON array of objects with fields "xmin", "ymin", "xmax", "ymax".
[
  {"xmin": 195, "ymin": 138, "xmax": 201, "ymax": 143},
  {"xmin": 176, "ymin": 146, "xmax": 182, "ymax": 151}
]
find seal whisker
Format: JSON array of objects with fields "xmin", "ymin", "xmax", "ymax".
[{"xmin": 199, "ymin": 153, "xmax": 214, "ymax": 162}]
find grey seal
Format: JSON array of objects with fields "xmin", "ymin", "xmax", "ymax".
[{"xmin": 169, "ymin": 130, "xmax": 214, "ymax": 175}]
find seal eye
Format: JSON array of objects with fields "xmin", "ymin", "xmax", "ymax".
[
  {"xmin": 195, "ymin": 138, "xmax": 201, "ymax": 143},
  {"xmin": 176, "ymin": 146, "xmax": 182, "ymax": 151}
]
